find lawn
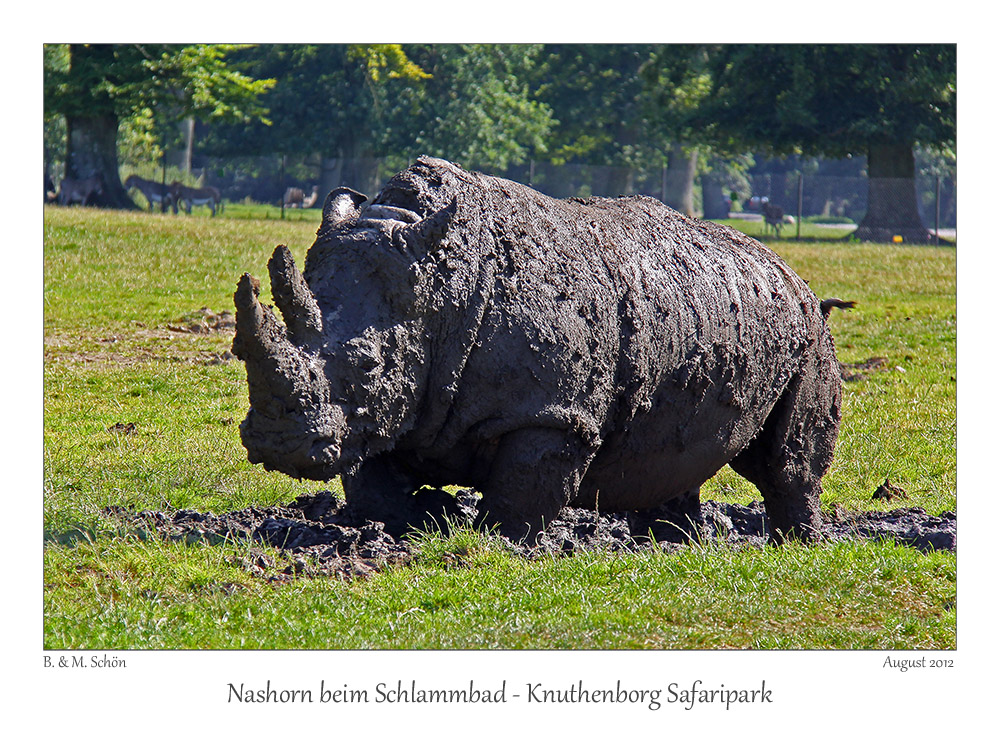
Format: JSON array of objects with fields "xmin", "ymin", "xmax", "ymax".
[{"xmin": 42, "ymin": 205, "xmax": 957, "ymax": 649}]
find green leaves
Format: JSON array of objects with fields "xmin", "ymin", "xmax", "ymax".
[
  {"xmin": 44, "ymin": 44, "xmax": 275, "ymax": 149},
  {"xmin": 347, "ymin": 44, "xmax": 431, "ymax": 83},
  {"xmin": 535, "ymin": 44, "xmax": 659, "ymax": 169},
  {"xmin": 394, "ymin": 44, "xmax": 553, "ymax": 169},
  {"xmin": 694, "ymin": 44, "xmax": 956, "ymax": 156},
  {"xmin": 157, "ymin": 44, "xmax": 276, "ymax": 124}
]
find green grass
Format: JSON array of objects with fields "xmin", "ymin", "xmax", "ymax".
[
  {"xmin": 714, "ymin": 215, "xmax": 954, "ymax": 244},
  {"xmin": 715, "ymin": 216, "xmax": 853, "ymax": 242},
  {"xmin": 42, "ymin": 205, "xmax": 956, "ymax": 649},
  {"xmin": 44, "ymin": 532, "xmax": 954, "ymax": 649}
]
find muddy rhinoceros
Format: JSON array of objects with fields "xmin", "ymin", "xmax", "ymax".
[{"xmin": 233, "ymin": 156, "xmax": 844, "ymax": 542}]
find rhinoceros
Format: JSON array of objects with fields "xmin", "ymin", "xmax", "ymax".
[{"xmin": 233, "ymin": 156, "xmax": 844, "ymax": 542}]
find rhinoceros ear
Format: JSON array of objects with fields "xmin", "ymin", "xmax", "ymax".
[
  {"xmin": 397, "ymin": 197, "xmax": 458, "ymax": 258},
  {"xmin": 320, "ymin": 187, "xmax": 367, "ymax": 231}
]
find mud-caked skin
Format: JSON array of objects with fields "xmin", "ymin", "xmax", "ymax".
[{"xmin": 233, "ymin": 156, "xmax": 842, "ymax": 542}]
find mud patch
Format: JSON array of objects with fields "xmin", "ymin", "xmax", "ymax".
[
  {"xmin": 873, "ymin": 477, "xmax": 909, "ymax": 502},
  {"xmin": 168, "ymin": 307, "xmax": 236, "ymax": 334},
  {"xmin": 105, "ymin": 490, "xmax": 955, "ymax": 583},
  {"xmin": 107, "ymin": 421, "xmax": 138, "ymax": 435},
  {"xmin": 46, "ymin": 309, "xmax": 239, "ymax": 367},
  {"xmin": 840, "ymin": 356, "xmax": 890, "ymax": 381}
]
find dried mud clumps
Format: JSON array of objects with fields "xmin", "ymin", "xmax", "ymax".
[
  {"xmin": 233, "ymin": 156, "xmax": 844, "ymax": 544},
  {"xmin": 105, "ymin": 492, "xmax": 956, "ymax": 583}
]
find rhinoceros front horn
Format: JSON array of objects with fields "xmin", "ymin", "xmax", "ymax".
[{"xmin": 232, "ymin": 271, "xmax": 284, "ymax": 360}]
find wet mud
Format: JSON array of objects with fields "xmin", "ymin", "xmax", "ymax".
[{"xmin": 106, "ymin": 490, "xmax": 955, "ymax": 583}]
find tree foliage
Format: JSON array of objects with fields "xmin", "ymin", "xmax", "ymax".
[
  {"xmin": 533, "ymin": 44, "xmax": 662, "ymax": 168},
  {"xmin": 693, "ymin": 44, "xmax": 956, "ymax": 157},
  {"xmin": 44, "ymin": 43, "xmax": 275, "ymax": 206},
  {"xmin": 204, "ymin": 44, "xmax": 552, "ymax": 173},
  {"xmin": 393, "ymin": 44, "xmax": 552, "ymax": 170},
  {"xmin": 45, "ymin": 44, "xmax": 274, "ymax": 137},
  {"xmin": 200, "ymin": 44, "xmax": 435, "ymax": 166}
]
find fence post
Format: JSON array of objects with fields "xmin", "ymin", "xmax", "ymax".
[
  {"xmin": 796, "ymin": 173, "xmax": 803, "ymax": 241},
  {"xmin": 935, "ymin": 175, "xmax": 941, "ymax": 245},
  {"xmin": 160, "ymin": 154, "xmax": 167, "ymax": 214},
  {"xmin": 280, "ymin": 154, "xmax": 286, "ymax": 220}
]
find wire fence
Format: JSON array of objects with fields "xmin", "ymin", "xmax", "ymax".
[
  {"xmin": 739, "ymin": 172, "xmax": 956, "ymax": 241},
  {"xmin": 107, "ymin": 154, "xmax": 956, "ymax": 243}
]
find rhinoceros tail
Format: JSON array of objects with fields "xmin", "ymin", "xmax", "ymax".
[{"xmin": 820, "ymin": 298, "xmax": 856, "ymax": 318}]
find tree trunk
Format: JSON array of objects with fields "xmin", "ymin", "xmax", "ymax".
[
  {"xmin": 65, "ymin": 113, "xmax": 135, "ymax": 208},
  {"xmin": 165, "ymin": 117, "xmax": 195, "ymax": 174},
  {"xmin": 319, "ymin": 155, "xmax": 382, "ymax": 200},
  {"xmin": 602, "ymin": 166, "xmax": 635, "ymax": 197},
  {"xmin": 701, "ymin": 174, "xmax": 728, "ymax": 219},
  {"xmin": 319, "ymin": 157, "xmax": 344, "ymax": 201},
  {"xmin": 854, "ymin": 143, "xmax": 930, "ymax": 243},
  {"xmin": 664, "ymin": 143, "xmax": 698, "ymax": 217}
]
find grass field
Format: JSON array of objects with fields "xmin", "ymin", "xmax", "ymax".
[{"xmin": 42, "ymin": 205, "xmax": 957, "ymax": 650}]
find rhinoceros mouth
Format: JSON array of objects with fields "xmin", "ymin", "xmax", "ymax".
[
  {"xmin": 297, "ymin": 436, "xmax": 342, "ymax": 479},
  {"xmin": 246, "ymin": 433, "xmax": 342, "ymax": 481}
]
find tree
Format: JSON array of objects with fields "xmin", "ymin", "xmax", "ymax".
[
  {"xmin": 202, "ymin": 44, "xmax": 551, "ymax": 196},
  {"xmin": 394, "ymin": 44, "xmax": 553, "ymax": 172},
  {"xmin": 640, "ymin": 45, "xmax": 716, "ymax": 216},
  {"xmin": 200, "ymin": 44, "xmax": 430, "ymax": 197},
  {"xmin": 44, "ymin": 44, "xmax": 274, "ymax": 208},
  {"xmin": 695, "ymin": 44, "xmax": 955, "ymax": 242},
  {"xmin": 533, "ymin": 44, "xmax": 738, "ymax": 210},
  {"xmin": 533, "ymin": 45, "xmax": 665, "ymax": 196}
]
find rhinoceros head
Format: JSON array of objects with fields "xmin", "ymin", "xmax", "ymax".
[{"xmin": 232, "ymin": 176, "xmax": 458, "ymax": 481}]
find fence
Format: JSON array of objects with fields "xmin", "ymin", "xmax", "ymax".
[
  {"xmin": 191, "ymin": 156, "xmax": 672, "ymax": 206},
  {"xmin": 740, "ymin": 172, "xmax": 956, "ymax": 243},
  {"xmin": 181, "ymin": 154, "xmax": 955, "ymax": 242}
]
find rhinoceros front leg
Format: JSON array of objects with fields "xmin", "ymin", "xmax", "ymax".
[
  {"xmin": 475, "ymin": 428, "xmax": 595, "ymax": 542},
  {"xmin": 342, "ymin": 455, "xmax": 465, "ymax": 536}
]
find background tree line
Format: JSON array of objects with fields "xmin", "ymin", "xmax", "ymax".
[{"xmin": 44, "ymin": 43, "xmax": 955, "ymax": 241}]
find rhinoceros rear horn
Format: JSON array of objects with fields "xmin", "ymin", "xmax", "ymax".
[
  {"xmin": 398, "ymin": 196, "xmax": 458, "ymax": 257},
  {"xmin": 268, "ymin": 245, "xmax": 323, "ymax": 345}
]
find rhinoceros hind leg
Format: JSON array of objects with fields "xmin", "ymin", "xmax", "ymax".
[
  {"xmin": 729, "ymin": 358, "xmax": 839, "ymax": 544},
  {"xmin": 475, "ymin": 428, "xmax": 594, "ymax": 542}
]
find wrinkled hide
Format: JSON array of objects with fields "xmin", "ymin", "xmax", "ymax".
[{"xmin": 234, "ymin": 157, "xmax": 842, "ymax": 542}]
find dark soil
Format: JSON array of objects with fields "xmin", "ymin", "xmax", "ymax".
[{"xmin": 105, "ymin": 489, "xmax": 956, "ymax": 583}]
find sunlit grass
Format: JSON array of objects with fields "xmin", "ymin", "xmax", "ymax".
[{"xmin": 43, "ymin": 531, "xmax": 955, "ymax": 649}]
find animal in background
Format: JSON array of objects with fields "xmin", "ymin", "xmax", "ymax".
[
  {"xmin": 171, "ymin": 181, "xmax": 223, "ymax": 216},
  {"xmin": 58, "ymin": 176, "xmax": 104, "ymax": 206}
]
